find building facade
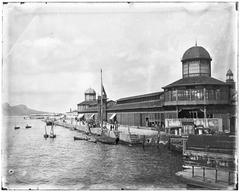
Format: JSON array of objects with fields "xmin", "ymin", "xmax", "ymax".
[{"xmin": 76, "ymin": 45, "xmax": 236, "ymax": 134}]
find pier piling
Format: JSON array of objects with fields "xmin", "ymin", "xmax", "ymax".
[
  {"xmin": 192, "ymin": 166, "xmax": 194, "ymax": 177},
  {"xmin": 203, "ymin": 167, "xmax": 205, "ymax": 181},
  {"xmin": 215, "ymin": 169, "xmax": 218, "ymax": 183}
]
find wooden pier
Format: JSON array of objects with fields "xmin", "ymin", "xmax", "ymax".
[
  {"xmin": 175, "ymin": 135, "xmax": 237, "ymax": 190},
  {"xmin": 176, "ymin": 166, "xmax": 236, "ymax": 189}
]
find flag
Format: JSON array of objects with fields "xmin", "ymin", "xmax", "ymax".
[
  {"xmin": 102, "ymin": 85, "xmax": 107, "ymax": 98},
  {"xmin": 101, "ymin": 69, "xmax": 107, "ymax": 98}
]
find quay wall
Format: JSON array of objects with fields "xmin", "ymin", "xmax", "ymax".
[{"xmin": 54, "ymin": 121, "xmax": 168, "ymax": 145}]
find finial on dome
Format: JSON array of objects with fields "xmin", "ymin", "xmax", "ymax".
[{"xmin": 195, "ymin": 40, "xmax": 197, "ymax": 46}]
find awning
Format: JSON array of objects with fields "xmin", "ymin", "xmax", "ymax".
[
  {"xmin": 77, "ymin": 114, "xmax": 84, "ymax": 119},
  {"xmin": 109, "ymin": 113, "xmax": 116, "ymax": 120},
  {"xmin": 90, "ymin": 114, "xmax": 95, "ymax": 119}
]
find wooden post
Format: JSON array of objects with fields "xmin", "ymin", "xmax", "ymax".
[
  {"xmin": 203, "ymin": 167, "xmax": 205, "ymax": 181},
  {"xmin": 228, "ymin": 171, "xmax": 231, "ymax": 185},
  {"xmin": 215, "ymin": 169, "xmax": 218, "ymax": 183},
  {"xmin": 192, "ymin": 166, "xmax": 194, "ymax": 177},
  {"xmin": 182, "ymin": 140, "xmax": 186, "ymax": 155}
]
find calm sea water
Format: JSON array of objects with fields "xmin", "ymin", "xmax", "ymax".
[{"xmin": 2, "ymin": 116, "xmax": 186, "ymax": 190}]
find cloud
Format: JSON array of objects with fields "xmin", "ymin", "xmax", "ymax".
[{"xmin": 3, "ymin": 2, "xmax": 237, "ymax": 112}]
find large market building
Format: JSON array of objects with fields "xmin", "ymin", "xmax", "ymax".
[{"xmin": 76, "ymin": 44, "xmax": 236, "ymax": 134}]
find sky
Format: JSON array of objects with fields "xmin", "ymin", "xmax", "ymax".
[{"xmin": 2, "ymin": 2, "xmax": 238, "ymax": 113}]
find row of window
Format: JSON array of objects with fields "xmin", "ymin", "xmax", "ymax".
[
  {"xmin": 183, "ymin": 60, "xmax": 210, "ymax": 77},
  {"xmin": 165, "ymin": 88, "xmax": 229, "ymax": 102}
]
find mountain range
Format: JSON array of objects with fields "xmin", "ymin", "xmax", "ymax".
[{"xmin": 2, "ymin": 103, "xmax": 48, "ymax": 116}]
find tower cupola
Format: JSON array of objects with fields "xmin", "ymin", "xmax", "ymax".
[
  {"xmin": 181, "ymin": 44, "xmax": 212, "ymax": 78},
  {"xmin": 84, "ymin": 88, "xmax": 96, "ymax": 101},
  {"xmin": 226, "ymin": 69, "xmax": 234, "ymax": 83}
]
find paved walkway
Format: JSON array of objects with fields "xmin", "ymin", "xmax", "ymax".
[{"xmin": 117, "ymin": 125, "xmax": 159, "ymax": 136}]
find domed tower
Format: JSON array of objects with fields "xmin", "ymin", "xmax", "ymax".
[
  {"xmin": 85, "ymin": 88, "xmax": 96, "ymax": 101},
  {"xmin": 181, "ymin": 44, "xmax": 212, "ymax": 78},
  {"xmin": 226, "ymin": 69, "xmax": 234, "ymax": 83}
]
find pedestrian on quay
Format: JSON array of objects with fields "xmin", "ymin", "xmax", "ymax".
[{"xmin": 142, "ymin": 135, "xmax": 146, "ymax": 150}]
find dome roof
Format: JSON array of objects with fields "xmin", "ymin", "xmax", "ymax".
[
  {"xmin": 85, "ymin": 88, "xmax": 96, "ymax": 94},
  {"xmin": 226, "ymin": 69, "xmax": 233, "ymax": 76},
  {"xmin": 182, "ymin": 46, "xmax": 212, "ymax": 62}
]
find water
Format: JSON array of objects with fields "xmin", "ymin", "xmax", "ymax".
[{"xmin": 2, "ymin": 116, "xmax": 186, "ymax": 190}]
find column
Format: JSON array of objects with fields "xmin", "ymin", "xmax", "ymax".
[
  {"xmin": 176, "ymin": 106, "xmax": 178, "ymax": 118},
  {"xmin": 204, "ymin": 106, "xmax": 207, "ymax": 119}
]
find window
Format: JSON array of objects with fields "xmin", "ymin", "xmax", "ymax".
[
  {"xmin": 178, "ymin": 90, "xmax": 185, "ymax": 101},
  {"xmin": 177, "ymin": 89, "xmax": 190, "ymax": 101},
  {"xmin": 220, "ymin": 87, "xmax": 228, "ymax": 100},
  {"xmin": 183, "ymin": 63, "xmax": 188, "ymax": 77},
  {"xmin": 191, "ymin": 89, "xmax": 196, "ymax": 100},
  {"xmin": 189, "ymin": 61, "xmax": 200, "ymax": 75},
  {"xmin": 172, "ymin": 90, "xmax": 177, "ymax": 101},
  {"xmin": 186, "ymin": 89, "xmax": 190, "ymax": 100},
  {"xmin": 200, "ymin": 61, "xmax": 209, "ymax": 75},
  {"xmin": 215, "ymin": 89, "xmax": 220, "ymax": 100},
  {"xmin": 196, "ymin": 89, "xmax": 204, "ymax": 100},
  {"xmin": 206, "ymin": 89, "xmax": 215, "ymax": 100},
  {"xmin": 165, "ymin": 91, "xmax": 171, "ymax": 101}
]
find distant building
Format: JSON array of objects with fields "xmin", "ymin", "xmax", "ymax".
[
  {"xmin": 77, "ymin": 44, "xmax": 236, "ymax": 134},
  {"xmin": 77, "ymin": 88, "xmax": 97, "ymax": 111}
]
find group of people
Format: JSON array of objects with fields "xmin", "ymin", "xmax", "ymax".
[
  {"xmin": 145, "ymin": 120, "xmax": 165, "ymax": 131},
  {"xmin": 109, "ymin": 120, "xmax": 118, "ymax": 131}
]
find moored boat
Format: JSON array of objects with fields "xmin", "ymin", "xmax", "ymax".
[
  {"xmin": 14, "ymin": 126, "xmax": 20, "ymax": 130},
  {"xmin": 43, "ymin": 126, "xmax": 49, "ymax": 138},
  {"xmin": 95, "ymin": 134, "xmax": 119, "ymax": 145},
  {"xmin": 46, "ymin": 120, "xmax": 54, "ymax": 126},
  {"xmin": 25, "ymin": 125, "xmax": 32, "ymax": 129},
  {"xmin": 73, "ymin": 136, "xmax": 89, "ymax": 141},
  {"xmin": 49, "ymin": 124, "xmax": 56, "ymax": 138},
  {"xmin": 49, "ymin": 134, "xmax": 56, "ymax": 138}
]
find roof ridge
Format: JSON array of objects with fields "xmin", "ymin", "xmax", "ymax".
[{"xmin": 163, "ymin": 76, "xmax": 226, "ymax": 89}]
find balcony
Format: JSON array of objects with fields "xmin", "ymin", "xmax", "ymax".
[{"xmin": 164, "ymin": 99, "xmax": 229, "ymax": 106}]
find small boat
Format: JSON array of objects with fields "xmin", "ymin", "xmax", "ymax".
[
  {"xmin": 46, "ymin": 121, "xmax": 54, "ymax": 126},
  {"xmin": 49, "ymin": 134, "xmax": 56, "ymax": 138},
  {"xmin": 95, "ymin": 135, "xmax": 118, "ymax": 145},
  {"xmin": 43, "ymin": 126, "xmax": 49, "ymax": 138},
  {"xmin": 182, "ymin": 165, "xmax": 192, "ymax": 170},
  {"xmin": 88, "ymin": 138, "xmax": 97, "ymax": 143},
  {"xmin": 73, "ymin": 136, "xmax": 89, "ymax": 141},
  {"xmin": 49, "ymin": 124, "xmax": 56, "ymax": 138},
  {"xmin": 25, "ymin": 125, "xmax": 32, "ymax": 129},
  {"xmin": 14, "ymin": 126, "xmax": 20, "ymax": 130}
]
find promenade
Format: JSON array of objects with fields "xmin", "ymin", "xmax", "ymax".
[{"xmin": 54, "ymin": 121, "xmax": 167, "ymax": 145}]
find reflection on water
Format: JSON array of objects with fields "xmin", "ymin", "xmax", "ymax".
[{"xmin": 2, "ymin": 116, "xmax": 185, "ymax": 190}]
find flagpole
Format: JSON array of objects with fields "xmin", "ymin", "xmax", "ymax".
[{"xmin": 100, "ymin": 69, "xmax": 103, "ymax": 132}]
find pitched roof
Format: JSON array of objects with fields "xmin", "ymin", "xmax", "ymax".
[
  {"xmin": 163, "ymin": 76, "xmax": 226, "ymax": 89},
  {"xmin": 108, "ymin": 100, "xmax": 163, "ymax": 111},
  {"xmin": 77, "ymin": 100, "xmax": 97, "ymax": 106},
  {"xmin": 226, "ymin": 69, "xmax": 233, "ymax": 76},
  {"xmin": 117, "ymin": 91, "xmax": 163, "ymax": 103}
]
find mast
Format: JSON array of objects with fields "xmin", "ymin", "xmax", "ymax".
[{"xmin": 100, "ymin": 69, "xmax": 103, "ymax": 132}]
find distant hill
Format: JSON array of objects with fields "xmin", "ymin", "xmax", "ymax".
[{"xmin": 2, "ymin": 103, "xmax": 48, "ymax": 116}]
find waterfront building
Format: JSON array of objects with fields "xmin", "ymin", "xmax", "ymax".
[
  {"xmin": 76, "ymin": 44, "xmax": 236, "ymax": 134},
  {"xmin": 77, "ymin": 88, "xmax": 98, "ymax": 120}
]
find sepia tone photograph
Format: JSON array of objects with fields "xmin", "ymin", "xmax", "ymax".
[{"xmin": 1, "ymin": 1, "xmax": 238, "ymax": 190}]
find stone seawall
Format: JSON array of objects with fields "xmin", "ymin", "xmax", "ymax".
[{"xmin": 54, "ymin": 121, "xmax": 168, "ymax": 145}]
